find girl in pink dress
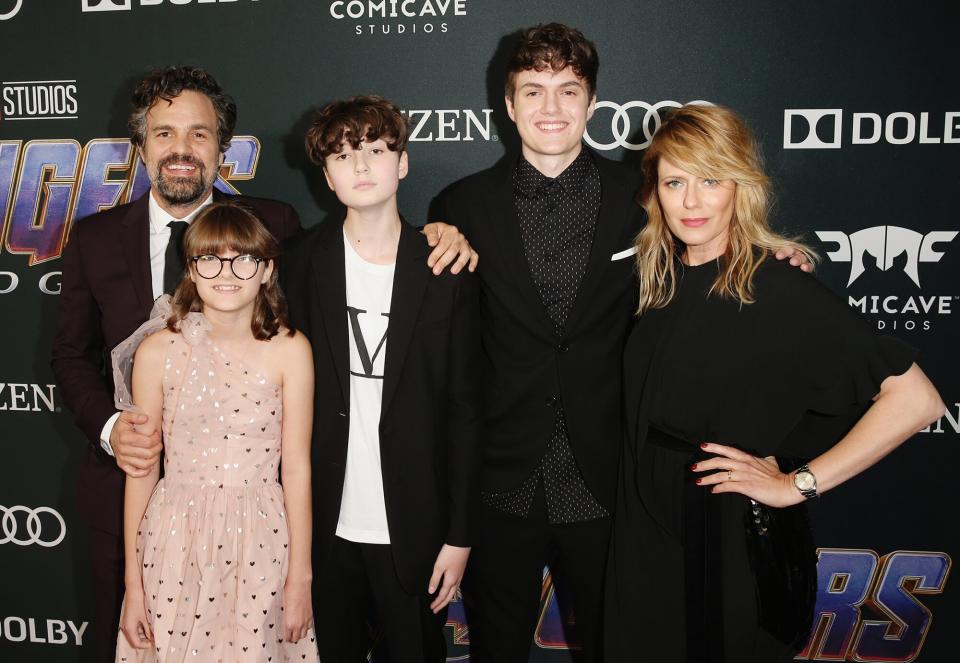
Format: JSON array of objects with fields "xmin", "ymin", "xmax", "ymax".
[{"xmin": 114, "ymin": 202, "xmax": 319, "ymax": 662}]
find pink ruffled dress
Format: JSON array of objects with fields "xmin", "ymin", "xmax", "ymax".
[{"xmin": 114, "ymin": 297, "xmax": 319, "ymax": 662}]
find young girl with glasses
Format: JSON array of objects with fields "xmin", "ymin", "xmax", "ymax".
[{"xmin": 113, "ymin": 202, "xmax": 320, "ymax": 662}]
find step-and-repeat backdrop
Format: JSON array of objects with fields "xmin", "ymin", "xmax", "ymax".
[{"xmin": 1, "ymin": 1, "xmax": 956, "ymax": 661}]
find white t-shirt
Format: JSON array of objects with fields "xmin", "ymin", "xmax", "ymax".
[{"xmin": 335, "ymin": 233, "xmax": 396, "ymax": 544}]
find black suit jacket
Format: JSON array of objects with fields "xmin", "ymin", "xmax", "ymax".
[
  {"xmin": 283, "ymin": 218, "xmax": 481, "ymax": 595},
  {"xmin": 438, "ymin": 149, "xmax": 644, "ymax": 510},
  {"xmin": 51, "ymin": 190, "xmax": 301, "ymax": 535}
]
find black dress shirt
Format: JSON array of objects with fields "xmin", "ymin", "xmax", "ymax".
[{"xmin": 480, "ymin": 149, "xmax": 609, "ymax": 524}]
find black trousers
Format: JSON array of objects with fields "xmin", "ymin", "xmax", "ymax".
[
  {"xmin": 87, "ymin": 525, "xmax": 124, "ymax": 663},
  {"xmin": 314, "ymin": 536, "xmax": 447, "ymax": 663},
  {"xmin": 463, "ymin": 485, "xmax": 612, "ymax": 663}
]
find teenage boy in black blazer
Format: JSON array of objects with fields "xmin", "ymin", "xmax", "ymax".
[{"xmin": 283, "ymin": 96, "xmax": 481, "ymax": 663}]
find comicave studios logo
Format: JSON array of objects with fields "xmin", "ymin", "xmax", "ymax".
[
  {"xmin": 328, "ymin": 0, "xmax": 467, "ymax": 36},
  {"xmin": 81, "ymin": 0, "xmax": 259, "ymax": 12},
  {"xmin": 784, "ymin": 109, "xmax": 960, "ymax": 149},
  {"xmin": 817, "ymin": 226, "xmax": 958, "ymax": 331},
  {"xmin": 585, "ymin": 100, "xmax": 712, "ymax": 151},
  {"xmin": 1, "ymin": 80, "xmax": 77, "ymax": 121}
]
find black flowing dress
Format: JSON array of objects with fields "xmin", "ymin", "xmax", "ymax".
[{"xmin": 604, "ymin": 257, "xmax": 916, "ymax": 662}]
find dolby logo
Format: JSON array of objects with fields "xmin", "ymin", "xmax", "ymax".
[
  {"xmin": 81, "ymin": 0, "xmax": 258, "ymax": 12},
  {"xmin": 815, "ymin": 226, "xmax": 957, "ymax": 288},
  {"xmin": 1, "ymin": 80, "xmax": 78, "ymax": 121},
  {"xmin": 783, "ymin": 109, "xmax": 960, "ymax": 149}
]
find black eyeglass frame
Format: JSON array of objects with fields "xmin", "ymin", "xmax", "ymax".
[{"xmin": 189, "ymin": 254, "xmax": 266, "ymax": 280}]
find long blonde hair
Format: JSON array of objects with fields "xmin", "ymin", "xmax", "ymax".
[{"xmin": 634, "ymin": 104, "xmax": 816, "ymax": 313}]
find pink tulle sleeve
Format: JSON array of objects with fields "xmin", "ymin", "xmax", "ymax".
[{"xmin": 110, "ymin": 295, "xmax": 174, "ymax": 413}]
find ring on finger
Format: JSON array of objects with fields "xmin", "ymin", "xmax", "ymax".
[{"xmin": 727, "ymin": 470, "xmax": 733, "ymax": 482}]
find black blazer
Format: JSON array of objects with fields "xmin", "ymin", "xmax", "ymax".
[
  {"xmin": 51, "ymin": 190, "xmax": 301, "ymax": 535},
  {"xmin": 283, "ymin": 218, "xmax": 481, "ymax": 595},
  {"xmin": 438, "ymin": 149, "xmax": 644, "ymax": 510}
]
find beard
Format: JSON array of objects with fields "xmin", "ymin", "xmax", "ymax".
[{"xmin": 152, "ymin": 154, "xmax": 214, "ymax": 206}]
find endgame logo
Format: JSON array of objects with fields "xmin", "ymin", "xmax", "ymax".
[
  {"xmin": 816, "ymin": 226, "xmax": 958, "ymax": 332},
  {"xmin": 0, "ymin": 136, "xmax": 260, "ymax": 268},
  {"xmin": 327, "ymin": 0, "xmax": 467, "ymax": 36},
  {"xmin": 784, "ymin": 109, "xmax": 960, "ymax": 149}
]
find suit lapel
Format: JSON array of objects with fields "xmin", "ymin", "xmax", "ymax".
[
  {"xmin": 566, "ymin": 154, "xmax": 635, "ymax": 332},
  {"xmin": 381, "ymin": 221, "xmax": 430, "ymax": 417},
  {"xmin": 310, "ymin": 220, "xmax": 350, "ymax": 406},
  {"xmin": 487, "ymin": 160, "xmax": 556, "ymax": 336},
  {"xmin": 121, "ymin": 193, "xmax": 153, "ymax": 315}
]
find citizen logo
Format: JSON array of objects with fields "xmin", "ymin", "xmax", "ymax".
[
  {"xmin": 0, "ymin": 505, "xmax": 66, "ymax": 547},
  {"xmin": 1, "ymin": 80, "xmax": 78, "ymax": 121},
  {"xmin": 0, "ymin": 0, "xmax": 24, "ymax": 20},
  {"xmin": 921, "ymin": 402, "xmax": 959, "ymax": 435},
  {"xmin": 584, "ymin": 100, "xmax": 712, "ymax": 151},
  {"xmin": 81, "ymin": 0, "xmax": 258, "ymax": 12},
  {"xmin": 784, "ymin": 109, "xmax": 960, "ymax": 149},
  {"xmin": 815, "ymin": 226, "xmax": 957, "ymax": 287},
  {"xmin": 0, "ymin": 382, "xmax": 58, "ymax": 411},
  {"xmin": 402, "ymin": 108, "xmax": 494, "ymax": 142},
  {"xmin": 0, "ymin": 616, "xmax": 88, "ymax": 646}
]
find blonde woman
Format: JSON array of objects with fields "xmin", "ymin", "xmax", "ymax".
[{"xmin": 603, "ymin": 104, "xmax": 944, "ymax": 662}]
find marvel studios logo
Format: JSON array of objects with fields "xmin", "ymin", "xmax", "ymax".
[{"xmin": 1, "ymin": 80, "xmax": 78, "ymax": 121}]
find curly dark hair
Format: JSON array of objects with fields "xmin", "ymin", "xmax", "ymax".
[
  {"xmin": 128, "ymin": 66, "xmax": 238, "ymax": 153},
  {"xmin": 168, "ymin": 202, "xmax": 292, "ymax": 341},
  {"xmin": 304, "ymin": 95, "xmax": 409, "ymax": 165},
  {"xmin": 505, "ymin": 23, "xmax": 599, "ymax": 99}
]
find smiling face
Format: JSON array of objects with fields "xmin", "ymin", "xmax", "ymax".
[
  {"xmin": 139, "ymin": 90, "xmax": 224, "ymax": 215},
  {"xmin": 656, "ymin": 156, "xmax": 737, "ymax": 264},
  {"xmin": 322, "ymin": 137, "xmax": 408, "ymax": 212},
  {"xmin": 189, "ymin": 249, "xmax": 273, "ymax": 317},
  {"xmin": 506, "ymin": 67, "xmax": 596, "ymax": 176}
]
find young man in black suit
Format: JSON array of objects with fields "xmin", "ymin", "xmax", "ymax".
[
  {"xmin": 283, "ymin": 96, "xmax": 481, "ymax": 663},
  {"xmin": 437, "ymin": 25, "xmax": 638, "ymax": 662}
]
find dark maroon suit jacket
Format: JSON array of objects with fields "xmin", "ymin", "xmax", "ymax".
[{"xmin": 51, "ymin": 190, "xmax": 301, "ymax": 536}]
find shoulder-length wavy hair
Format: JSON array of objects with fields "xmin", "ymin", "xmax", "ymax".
[
  {"xmin": 168, "ymin": 202, "xmax": 292, "ymax": 340},
  {"xmin": 634, "ymin": 103, "xmax": 817, "ymax": 314}
]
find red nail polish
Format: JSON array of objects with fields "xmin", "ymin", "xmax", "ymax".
[
  {"xmin": 695, "ymin": 478, "xmax": 702, "ymax": 485},
  {"xmin": 700, "ymin": 442, "xmax": 708, "ymax": 449},
  {"xmin": 690, "ymin": 463, "xmax": 697, "ymax": 471}
]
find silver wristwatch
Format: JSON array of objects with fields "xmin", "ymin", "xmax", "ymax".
[{"xmin": 793, "ymin": 464, "xmax": 818, "ymax": 499}]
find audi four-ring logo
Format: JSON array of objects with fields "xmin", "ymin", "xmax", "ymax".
[
  {"xmin": 584, "ymin": 99, "xmax": 713, "ymax": 151},
  {"xmin": 0, "ymin": 505, "xmax": 66, "ymax": 547},
  {"xmin": 0, "ymin": 0, "xmax": 24, "ymax": 21}
]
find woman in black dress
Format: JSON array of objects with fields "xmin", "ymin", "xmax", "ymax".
[{"xmin": 604, "ymin": 104, "xmax": 945, "ymax": 662}]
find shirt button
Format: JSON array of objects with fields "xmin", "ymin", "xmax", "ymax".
[
  {"xmin": 557, "ymin": 342, "xmax": 569, "ymax": 352},
  {"xmin": 545, "ymin": 396, "xmax": 557, "ymax": 407},
  {"xmin": 337, "ymin": 410, "xmax": 347, "ymax": 417}
]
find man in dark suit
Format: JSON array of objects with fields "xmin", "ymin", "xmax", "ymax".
[
  {"xmin": 436, "ymin": 24, "xmax": 640, "ymax": 662},
  {"xmin": 50, "ymin": 66, "xmax": 303, "ymax": 661},
  {"xmin": 283, "ymin": 96, "xmax": 481, "ymax": 662}
]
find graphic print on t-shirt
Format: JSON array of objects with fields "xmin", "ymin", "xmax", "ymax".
[
  {"xmin": 337, "ymin": 235, "xmax": 396, "ymax": 545},
  {"xmin": 346, "ymin": 306, "xmax": 389, "ymax": 379}
]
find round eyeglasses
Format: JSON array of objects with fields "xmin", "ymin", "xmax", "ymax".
[{"xmin": 190, "ymin": 254, "xmax": 264, "ymax": 280}]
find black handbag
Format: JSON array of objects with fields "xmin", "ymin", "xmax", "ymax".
[{"xmin": 743, "ymin": 458, "xmax": 818, "ymax": 651}]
